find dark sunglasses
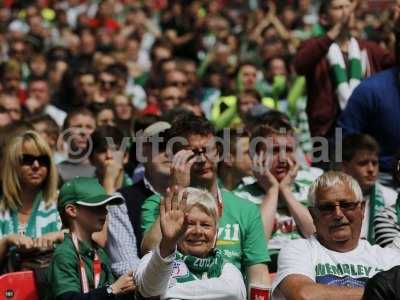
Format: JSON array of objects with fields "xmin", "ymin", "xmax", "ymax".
[
  {"xmin": 314, "ymin": 201, "xmax": 362, "ymax": 215},
  {"xmin": 21, "ymin": 154, "xmax": 50, "ymax": 167}
]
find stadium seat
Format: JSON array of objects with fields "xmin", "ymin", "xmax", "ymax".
[{"xmin": 0, "ymin": 271, "xmax": 39, "ymax": 300}]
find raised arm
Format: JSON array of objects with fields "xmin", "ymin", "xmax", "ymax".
[
  {"xmin": 252, "ymin": 151, "xmax": 280, "ymax": 240},
  {"xmin": 136, "ymin": 187, "xmax": 188, "ymax": 297},
  {"xmin": 279, "ymin": 158, "xmax": 315, "ymax": 238},
  {"xmin": 293, "ymin": 36, "xmax": 333, "ymax": 75}
]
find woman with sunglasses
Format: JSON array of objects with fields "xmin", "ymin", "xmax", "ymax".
[
  {"xmin": 0, "ymin": 131, "xmax": 63, "ymax": 264},
  {"xmin": 135, "ymin": 187, "xmax": 246, "ymax": 299}
]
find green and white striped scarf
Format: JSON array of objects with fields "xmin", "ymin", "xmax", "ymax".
[
  {"xmin": 367, "ymin": 184, "xmax": 386, "ymax": 244},
  {"xmin": 327, "ymin": 37, "xmax": 365, "ymax": 110},
  {"xmin": 174, "ymin": 249, "xmax": 225, "ymax": 283}
]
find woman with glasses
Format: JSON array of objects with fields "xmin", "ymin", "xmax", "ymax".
[
  {"xmin": 0, "ymin": 131, "xmax": 63, "ymax": 264},
  {"xmin": 135, "ymin": 187, "xmax": 246, "ymax": 299}
]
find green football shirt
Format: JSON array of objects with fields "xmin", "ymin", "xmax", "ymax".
[
  {"xmin": 47, "ymin": 233, "xmax": 115, "ymax": 298},
  {"xmin": 141, "ymin": 189, "xmax": 270, "ymax": 273}
]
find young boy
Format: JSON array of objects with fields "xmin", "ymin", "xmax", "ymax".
[
  {"xmin": 342, "ymin": 133, "xmax": 397, "ymax": 244},
  {"xmin": 48, "ymin": 177, "xmax": 136, "ymax": 299}
]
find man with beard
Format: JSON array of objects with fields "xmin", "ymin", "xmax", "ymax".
[
  {"xmin": 140, "ymin": 114, "xmax": 271, "ymax": 286},
  {"xmin": 341, "ymin": 134, "xmax": 396, "ymax": 244},
  {"xmin": 272, "ymin": 172, "xmax": 400, "ymax": 300}
]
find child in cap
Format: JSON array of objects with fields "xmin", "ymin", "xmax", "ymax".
[{"xmin": 47, "ymin": 177, "xmax": 136, "ymax": 300}]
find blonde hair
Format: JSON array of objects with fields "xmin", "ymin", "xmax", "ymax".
[
  {"xmin": 184, "ymin": 187, "xmax": 219, "ymax": 224},
  {"xmin": 308, "ymin": 171, "xmax": 363, "ymax": 207},
  {"xmin": 1, "ymin": 130, "xmax": 58, "ymax": 211}
]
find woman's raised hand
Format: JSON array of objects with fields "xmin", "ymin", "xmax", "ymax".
[{"xmin": 159, "ymin": 186, "xmax": 188, "ymax": 257}]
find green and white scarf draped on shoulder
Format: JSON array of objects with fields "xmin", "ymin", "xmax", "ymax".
[{"xmin": 327, "ymin": 37, "xmax": 367, "ymax": 110}]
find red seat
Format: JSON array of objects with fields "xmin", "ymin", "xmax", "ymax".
[{"xmin": 0, "ymin": 271, "xmax": 39, "ymax": 300}]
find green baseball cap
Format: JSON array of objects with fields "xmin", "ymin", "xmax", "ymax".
[{"xmin": 58, "ymin": 177, "xmax": 124, "ymax": 211}]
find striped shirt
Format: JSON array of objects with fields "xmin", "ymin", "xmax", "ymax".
[
  {"xmin": 234, "ymin": 167, "xmax": 322, "ymax": 253},
  {"xmin": 0, "ymin": 194, "xmax": 61, "ymax": 239},
  {"xmin": 374, "ymin": 204, "xmax": 400, "ymax": 247}
]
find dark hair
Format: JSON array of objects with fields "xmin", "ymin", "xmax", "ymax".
[
  {"xmin": 28, "ymin": 114, "xmax": 60, "ymax": 137},
  {"xmin": 75, "ymin": 67, "xmax": 96, "ymax": 78},
  {"xmin": 162, "ymin": 108, "xmax": 195, "ymax": 124},
  {"xmin": 246, "ymin": 109, "xmax": 291, "ymax": 131},
  {"xmin": 90, "ymin": 125, "xmax": 125, "ymax": 155},
  {"xmin": 167, "ymin": 114, "xmax": 215, "ymax": 140},
  {"xmin": 251, "ymin": 122, "xmax": 295, "ymax": 153},
  {"xmin": 319, "ymin": 0, "xmax": 334, "ymax": 15},
  {"xmin": 106, "ymin": 63, "xmax": 128, "ymax": 81},
  {"xmin": 262, "ymin": 110, "xmax": 291, "ymax": 126},
  {"xmin": 150, "ymin": 39, "xmax": 173, "ymax": 62},
  {"xmin": 342, "ymin": 134, "xmax": 380, "ymax": 162},
  {"xmin": 263, "ymin": 56, "xmax": 289, "ymax": 73},
  {"xmin": 63, "ymin": 107, "xmax": 95, "ymax": 130},
  {"xmin": 166, "ymin": 114, "xmax": 215, "ymax": 153},
  {"xmin": 236, "ymin": 61, "xmax": 258, "ymax": 75},
  {"xmin": 89, "ymin": 102, "xmax": 114, "ymax": 118},
  {"xmin": 133, "ymin": 115, "xmax": 160, "ymax": 134},
  {"xmin": 237, "ymin": 89, "xmax": 262, "ymax": 104},
  {"xmin": 28, "ymin": 76, "xmax": 49, "ymax": 86},
  {"xmin": 59, "ymin": 208, "xmax": 70, "ymax": 228}
]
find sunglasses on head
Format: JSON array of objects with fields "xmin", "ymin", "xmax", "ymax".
[
  {"xmin": 314, "ymin": 201, "xmax": 362, "ymax": 215},
  {"xmin": 21, "ymin": 154, "xmax": 50, "ymax": 167}
]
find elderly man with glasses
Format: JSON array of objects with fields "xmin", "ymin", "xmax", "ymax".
[{"xmin": 272, "ymin": 171, "xmax": 400, "ymax": 300}]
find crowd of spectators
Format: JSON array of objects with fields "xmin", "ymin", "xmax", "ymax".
[{"xmin": 1, "ymin": 0, "xmax": 400, "ymax": 299}]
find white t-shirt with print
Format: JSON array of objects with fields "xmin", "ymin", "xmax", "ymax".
[{"xmin": 272, "ymin": 236, "xmax": 400, "ymax": 300}]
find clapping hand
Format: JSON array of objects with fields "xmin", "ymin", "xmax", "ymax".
[{"xmin": 159, "ymin": 186, "xmax": 188, "ymax": 258}]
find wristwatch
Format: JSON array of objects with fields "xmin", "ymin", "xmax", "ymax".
[{"xmin": 106, "ymin": 284, "xmax": 114, "ymax": 296}]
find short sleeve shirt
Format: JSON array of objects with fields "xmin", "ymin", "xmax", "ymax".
[
  {"xmin": 48, "ymin": 234, "xmax": 115, "ymax": 299},
  {"xmin": 141, "ymin": 189, "xmax": 270, "ymax": 273},
  {"xmin": 272, "ymin": 236, "xmax": 400, "ymax": 300}
]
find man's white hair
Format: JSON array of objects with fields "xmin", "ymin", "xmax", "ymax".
[
  {"xmin": 184, "ymin": 187, "xmax": 219, "ymax": 223},
  {"xmin": 308, "ymin": 171, "xmax": 363, "ymax": 207}
]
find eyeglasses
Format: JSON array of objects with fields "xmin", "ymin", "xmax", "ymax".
[
  {"xmin": 3, "ymin": 107, "xmax": 21, "ymax": 114},
  {"xmin": 21, "ymin": 154, "xmax": 50, "ymax": 167},
  {"xmin": 314, "ymin": 201, "xmax": 363, "ymax": 215},
  {"xmin": 100, "ymin": 80, "xmax": 117, "ymax": 88},
  {"xmin": 169, "ymin": 81, "xmax": 188, "ymax": 87},
  {"xmin": 189, "ymin": 146, "xmax": 219, "ymax": 160}
]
